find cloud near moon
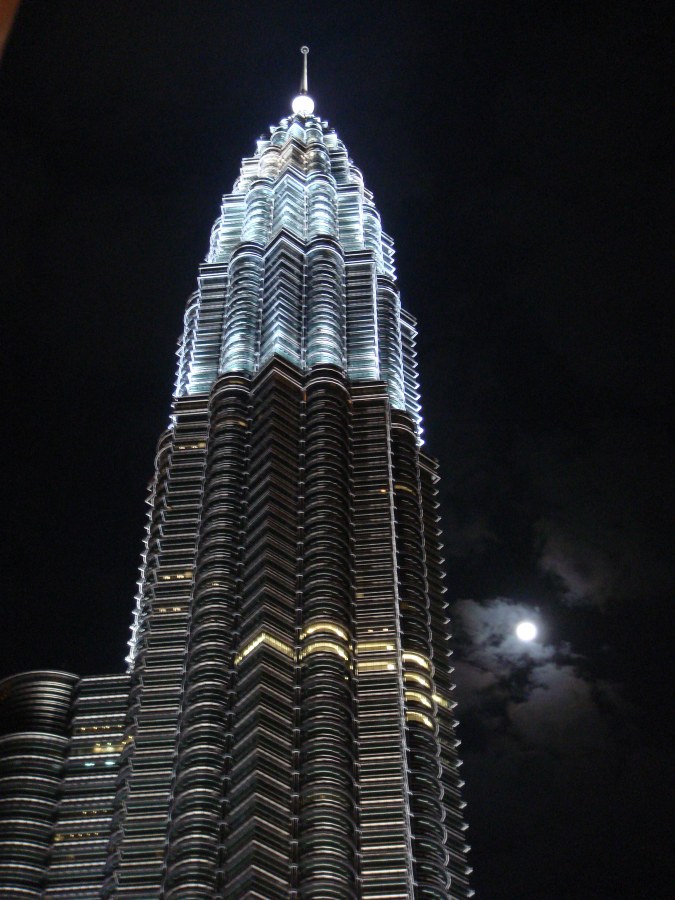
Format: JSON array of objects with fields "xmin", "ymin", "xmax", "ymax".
[
  {"xmin": 451, "ymin": 597, "xmax": 626, "ymax": 749},
  {"xmin": 449, "ymin": 596, "xmax": 652, "ymax": 895}
]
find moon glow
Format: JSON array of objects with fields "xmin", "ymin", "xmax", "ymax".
[{"xmin": 516, "ymin": 620, "xmax": 538, "ymax": 642}]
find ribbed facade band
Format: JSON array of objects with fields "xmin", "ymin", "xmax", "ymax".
[{"xmin": 0, "ymin": 78, "xmax": 472, "ymax": 898}]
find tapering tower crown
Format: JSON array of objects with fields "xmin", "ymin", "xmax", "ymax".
[{"xmin": 175, "ymin": 59, "xmax": 423, "ymax": 438}]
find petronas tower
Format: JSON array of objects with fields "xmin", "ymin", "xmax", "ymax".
[{"xmin": 0, "ymin": 50, "xmax": 472, "ymax": 899}]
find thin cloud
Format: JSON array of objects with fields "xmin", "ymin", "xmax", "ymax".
[{"xmin": 452, "ymin": 597, "xmax": 630, "ymax": 755}]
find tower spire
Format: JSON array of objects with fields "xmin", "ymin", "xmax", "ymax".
[
  {"xmin": 292, "ymin": 46, "xmax": 314, "ymax": 117},
  {"xmin": 300, "ymin": 45, "xmax": 309, "ymax": 94}
]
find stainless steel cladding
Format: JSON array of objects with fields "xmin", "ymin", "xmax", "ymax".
[{"xmin": 0, "ymin": 89, "xmax": 471, "ymax": 899}]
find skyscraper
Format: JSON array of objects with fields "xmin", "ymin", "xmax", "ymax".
[{"xmin": 0, "ymin": 49, "xmax": 472, "ymax": 899}]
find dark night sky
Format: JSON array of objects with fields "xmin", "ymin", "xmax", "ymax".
[{"xmin": 1, "ymin": 2, "xmax": 672, "ymax": 897}]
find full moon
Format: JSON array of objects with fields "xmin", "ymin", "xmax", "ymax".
[{"xmin": 516, "ymin": 620, "xmax": 538, "ymax": 642}]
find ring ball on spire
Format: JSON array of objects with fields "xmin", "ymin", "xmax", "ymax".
[{"xmin": 292, "ymin": 94, "xmax": 315, "ymax": 116}]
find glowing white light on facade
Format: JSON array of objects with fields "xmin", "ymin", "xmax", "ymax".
[
  {"xmin": 182, "ymin": 88, "xmax": 423, "ymax": 441},
  {"xmin": 292, "ymin": 93, "xmax": 315, "ymax": 116}
]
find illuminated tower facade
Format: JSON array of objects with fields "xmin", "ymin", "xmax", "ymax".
[{"xmin": 0, "ymin": 50, "xmax": 472, "ymax": 899}]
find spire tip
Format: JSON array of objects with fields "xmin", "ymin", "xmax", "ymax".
[{"xmin": 292, "ymin": 45, "xmax": 314, "ymax": 117}]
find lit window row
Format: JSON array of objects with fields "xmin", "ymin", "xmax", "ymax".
[
  {"xmin": 406, "ymin": 710, "xmax": 434, "ymax": 730},
  {"xmin": 75, "ymin": 724, "xmax": 117, "ymax": 734},
  {"xmin": 357, "ymin": 660, "xmax": 396, "ymax": 673},
  {"xmin": 53, "ymin": 831, "xmax": 102, "ymax": 842},
  {"xmin": 359, "ymin": 641, "xmax": 395, "ymax": 653},
  {"xmin": 404, "ymin": 690, "xmax": 432, "ymax": 709},
  {"xmin": 159, "ymin": 571, "xmax": 193, "ymax": 582},
  {"xmin": 300, "ymin": 621, "xmax": 348, "ymax": 642},
  {"xmin": 300, "ymin": 640, "xmax": 348, "ymax": 661},
  {"xmin": 234, "ymin": 631, "xmax": 294, "ymax": 664},
  {"xmin": 433, "ymin": 693, "xmax": 452, "ymax": 709},
  {"xmin": 91, "ymin": 735, "xmax": 132, "ymax": 755},
  {"xmin": 402, "ymin": 651, "xmax": 431, "ymax": 670},
  {"xmin": 404, "ymin": 671, "xmax": 431, "ymax": 689}
]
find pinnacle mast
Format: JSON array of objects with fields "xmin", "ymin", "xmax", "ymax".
[
  {"xmin": 300, "ymin": 45, "xmax": 309, "ymax": 94},
  {"xmin": 292, "ymin": 45, "xmax": 314, "ymax": 117}
]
